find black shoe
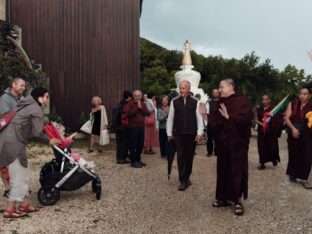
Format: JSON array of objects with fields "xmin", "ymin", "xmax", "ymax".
[
  {"xmin": 138, "ymin": 161, "xmax": 146, "ymax": 167},
  {"xmin": 289, "ymin": 176, "xmax": 296, "ymax": 182},
  {"xmin": 3, "ymin": 189, "xmax": 10, "ymax": 198},
  {"xmin": 130, "ymin": 162, "xmax": 143, "ymax": 168},
  {"xmin": 273, "ymin": 161, "xmax": 278, "ymax": 167},
  {"xmin": 187, "ymin": 180, "xmax": 192, "ymax": 186},
  {"xmin": 178, "ymin": 183, "xmax": 187, "ymax": 191},
  {"xmin": 117, "ymin": 159, "xmax": 130, "ymax": 164},
  {"xmin": 206, "ymin": 153, "xmax": 212, "ymax": 157},
  {"xmin": 257, "ymin": 164, "xmax": 265, "ymax": 170}
]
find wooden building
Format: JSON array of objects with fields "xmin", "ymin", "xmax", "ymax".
[{"xmin": 8, "ymin": 0, "xmax": 142, "ymax": 129}]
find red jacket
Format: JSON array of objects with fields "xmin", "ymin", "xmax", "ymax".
[{"xmin": 125, "ymin": 100, "xmax": 150, "ymax": 128}]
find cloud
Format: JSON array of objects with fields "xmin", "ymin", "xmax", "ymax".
[{"xmin": 141, "ymin": 0, "xmax": 312, "ymax": 74}]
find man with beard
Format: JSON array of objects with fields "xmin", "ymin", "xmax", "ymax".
[
  {"xmin": 0, "ymin": 77, "xmax": 26, "ymax": 198},
  {"xmin": 208, "ymin": 79, "xmax": 253, "ymax": 216},
  {"xmin": 255, "ymin": 95, "xmax": 283, "ymax": 170}
]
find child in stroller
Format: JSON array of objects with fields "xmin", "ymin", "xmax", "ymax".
[{"xmin": 37, "ymin": 122, "xmax": 101, "ymax": 206}]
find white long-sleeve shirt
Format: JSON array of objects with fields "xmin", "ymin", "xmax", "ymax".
[{"xmin": 166, "ymin": 97, "xmax": 204, "ymax": 137}]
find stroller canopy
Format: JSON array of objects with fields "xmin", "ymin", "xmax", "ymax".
[{"xmin": 44, "ymin": 122, "xmax": 71, "ymax": 149}]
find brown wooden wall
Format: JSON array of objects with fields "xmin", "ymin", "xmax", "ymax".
[{"xmin": 9, "ymin": 0, "xmax": 141, "ymax": 129}]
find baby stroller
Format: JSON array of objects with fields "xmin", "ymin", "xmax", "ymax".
[{"xmin": 37, "ymin": 122, "xmax": 102, "ymax": 206}]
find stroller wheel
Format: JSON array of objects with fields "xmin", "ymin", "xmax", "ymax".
[
  {"xmin": 37, "ymin": 186, "xmax": 60, "ymax": 206},
  {"xmin": 92, "ymin": 177, "xmax": 101, "ymax": 193},
  {"xmin": 96, "ymin": 187, "xmax": 101, "ymax": 200},
  {"xmin": 93, "ymin": 177, "xmax": 102, "ymax": 200}
]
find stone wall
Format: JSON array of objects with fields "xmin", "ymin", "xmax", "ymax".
[{"xmin": 0, "ymin": 0, "xmax": 5, "ymax": 20}]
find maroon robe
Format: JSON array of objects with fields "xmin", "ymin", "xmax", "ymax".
[
  {"xmin": 286, "ymin": 100, "xmax": 312, "ymax": 180},
  {"xmin": 209, "ymin": 93, "xmax": 253, "ymax": 202},
  {"xmin": 256, "ymin": 105, "xmax": 282, "ymax": 164}
]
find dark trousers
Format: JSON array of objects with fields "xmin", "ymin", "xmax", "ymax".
[
  {"xmin": 116, "ymin": 129, "xmax": 128, "ymax": 161},
  {"xmin": 159, "ymin": 128, "xmax": 168, "ymax": 157},
  {"xmin": 206, "ymin": 124, "xmax": 214, "ymax": 155},
  {"xmin": 128, "ymin": 127, "xmax": 145, "ymax": 163},
  {"xmin": 175, "ymin": 134, "xmax": 197, "ymax": 184}
]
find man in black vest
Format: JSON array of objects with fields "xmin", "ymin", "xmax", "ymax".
[{"xmin": 167, "ymin": 80, "xmax": 204, "ymax": 191}]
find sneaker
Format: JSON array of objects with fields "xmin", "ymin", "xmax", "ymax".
[
  {"xmin": 257, "ymin": 164, "xmax": 265, "ymax": 170},
  {"xmin": 303, "ymin": 181, "xmax": 312, "ymax": 189}
]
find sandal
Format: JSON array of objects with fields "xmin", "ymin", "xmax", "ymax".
[
  {"xmin": 212, "ymin": 200, "xmax": 231, "ymax": 207},
  {"xmin": 3, "ymin": 207, "xmax": 27, "ymax": 218},
  {"xmin": 233, "ymin": 203, "xmax": 244, "ymax": 216},
  {"xmin": 19, "ymin": 204, "xmax": 40, "ymax": 213}
]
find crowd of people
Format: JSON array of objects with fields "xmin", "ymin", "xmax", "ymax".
[{"xmin": 0, "ymin": 76, "xmax": 312, "ymax": 218}]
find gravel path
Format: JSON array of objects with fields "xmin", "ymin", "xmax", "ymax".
[{"xmin": 1, "ymin": 134, "xmax": 312, "ymax": 234}]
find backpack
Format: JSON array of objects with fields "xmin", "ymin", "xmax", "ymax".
[{"xmin": 111, "ymin": 103, "xmax": 123, "ymax": 131}]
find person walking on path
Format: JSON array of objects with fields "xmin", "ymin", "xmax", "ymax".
[
  {"xmin": 166, "ymin": 80, "xmax": 204, "ymax": 191},
  {"xmin": 88, "ymin": 96, "xmax": 108, "ymax": 153},
  {"xmin": 0, "ymin": 88, "xmax": 60, "ymax": 218},
  {"xmin": 0, "ymin": 77, "xmax": 26, "ymax": 198},
  {"xmin": 208, "ymin": 79, "xmax": 253, "ymax": 216},
  {"xmin": 255, "ymin": 95, "xmax": 282, "ymax": 170},
  {"xmin": 285, "ymin": 86, "xmax": 312, "ymax": 187}
]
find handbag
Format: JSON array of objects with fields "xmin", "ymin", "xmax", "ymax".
[
  {"xmin": 80, "ymin": 120, "xmax": 92, "ymax": 134},
  {"xmin": 145, "ymin": 116, "xmax": 155, "ymax": 126},
  {"xmin": 0, "ymin": 104, "xmax": 29, "ymax": 132},
  {"xmin": 99, "ymin": 129, "xmax": 110, "ymax": 145}
]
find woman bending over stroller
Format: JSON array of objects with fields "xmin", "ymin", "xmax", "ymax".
[{"xmin": 0, "ymin": 88, "xmax": 60, "ymax": 218}]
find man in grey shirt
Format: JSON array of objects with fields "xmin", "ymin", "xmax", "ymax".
[{"xmin": 0, "ymin": 77, "xmax": 26, "ymax": 197}]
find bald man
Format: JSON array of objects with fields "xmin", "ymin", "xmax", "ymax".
[
  {"xmin": 208, "ymin": 79, "xmax": 253, "ymax": 216},
  {"xmin": 255, "ymin": 95, "xmax": 281, "ymax": 170}
]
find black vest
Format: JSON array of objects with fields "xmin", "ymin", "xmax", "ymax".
[{"xmin": 173, "ymin": 95, "xmax": 198, "ymax": 135}]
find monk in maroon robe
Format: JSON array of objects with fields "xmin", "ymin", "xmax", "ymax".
[
  {"xmin": 255, "ymin": 95, "xmax": 283, "ymax": 170},
  {"xmin": 208, "ymin": 79, "xmax": 253, "ymax": 216},
  {"xmin": 285, "ymin": 87, "xmax": 312, "ymax": 187}
]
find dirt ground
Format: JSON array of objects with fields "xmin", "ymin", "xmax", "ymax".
[{"xmin": 1, "ymin": 133, "xmax": 312, "ymax": 234}]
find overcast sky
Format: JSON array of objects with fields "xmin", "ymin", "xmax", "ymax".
[{"xmin": 140, "ymin": 0, "xmax": 312, "ymax": 75}]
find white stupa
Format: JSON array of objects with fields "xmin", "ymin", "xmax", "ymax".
[{"xmin": 174, "ymin": 40, "xmax": 208, "ymax": 103}]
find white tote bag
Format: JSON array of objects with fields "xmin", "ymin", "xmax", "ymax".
[
  {"xmin": 99, "ymin": 129, "xmax": 110, "ymax": 145},
  {"xmin": 80, "ymin": 120, "xmax": 92, "ymax": 134}
]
